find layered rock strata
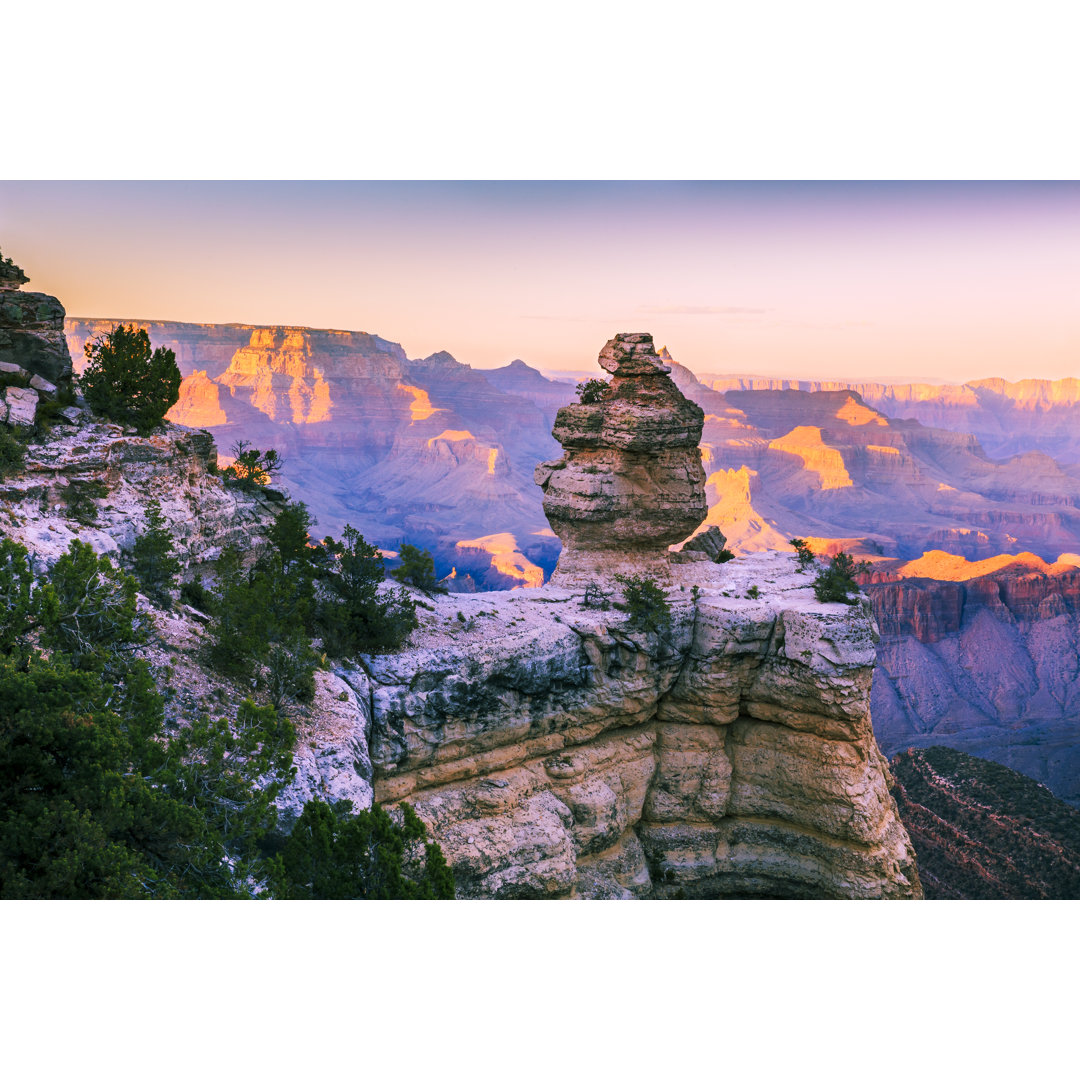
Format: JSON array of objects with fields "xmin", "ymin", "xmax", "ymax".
[
  {"xmin": 535, "ymin": 333, "xmax": 707, "ymax": 583},
  {"xmin": 349, "ymin": 551, "xmax": 921, "ymax": 898}
]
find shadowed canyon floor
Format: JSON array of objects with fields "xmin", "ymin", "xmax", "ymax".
[{"xmin": 890, "ymin": 746, "xmax": 1080, "ymax": 899}]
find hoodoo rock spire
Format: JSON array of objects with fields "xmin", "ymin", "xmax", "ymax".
[{"xmin": 535, "ymin": 332, "xmax": 708, "ymax": 582}]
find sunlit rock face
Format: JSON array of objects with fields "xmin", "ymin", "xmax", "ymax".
[{"xmin": 536, "ymin": 333, "xmax": 707, "ymax": 583}]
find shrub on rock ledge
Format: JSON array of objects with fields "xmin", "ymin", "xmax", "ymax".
[
  {"xmin": 80, "ymin": 324, "xmax": 182, "ymax": 435},
  {"xmin": 812, "ymin": 551, "xmax": 871, "ymax": 605},
  {"xmin": 615, "ymin": 573, "xmax": 672, "ymax": 635}
]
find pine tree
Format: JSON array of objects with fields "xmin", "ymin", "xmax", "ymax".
[
  {"xmin": 132, "ymin": 499, "xmax": 181, "ymax": 605},
  {"xmin": 391, "ymin": 543, "xmax": 443, "ymax": 593},
  {"xmin": 81, "ymin": 324, "xmax": 182, "ymax": 435}
]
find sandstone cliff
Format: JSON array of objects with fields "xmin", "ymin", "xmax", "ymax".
[{"xmin": 865, "ymin": 558, "xmax": 1080, "ymax": 805}]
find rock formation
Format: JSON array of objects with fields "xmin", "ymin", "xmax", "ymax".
[
  {"xmin": 351, "ymin": 549, "xmax": 921, "ymax": 898},
  {"xmin": 0, "ymin": 250, "xmax": 72, "ymax": 393},
  {"xmin": 535, "ymin": 333, "xmax": 707, "ymax": 583},
  {"xmin": 0, "ymin": 409, "xmax": 270, "ymax": 571},
  {"xmin": 299, "ymin": 333, "xmax": 922, "ymax": 899},
  {"xmin": 866, "ymin": 557, "xmax": 1080, "ymax": 805}
]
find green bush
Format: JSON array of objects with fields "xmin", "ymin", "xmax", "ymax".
[
  {"xmin": 318, "ymin": 525, "xmax": 417, "ymax": 657},
  {"xmin": 267, "ymin": 501, "xmax": 316, "ymax": 573},
  {"xmin": 43, "ymin": 540, "xmax": 143, "ymax": 667},
  {"xmin": 391, "ymin": 543, "xmax": 444, "ymax": 593},
  {"xmin": 0, "ymin": 426, "xmax": 27, "ymax": 478},
  {"xmin": 0, "ymin": 537, "xmax": 297, "ymax": 899},
  {"xmin": 222, "ymin": 439, "xmax": 284, "ymax": 492},
  {"xmin": 615, "ymin": 573, "xmax": 672, "ymax": 635},
  {"xmin": 576, "ymin": 378, "xmax": 610, "ymax": 404},
  {"xmin": 271, "ymin": 799, "xmax": 454, "ymax": 899},
  {"xmin": 80, "ymin": 324, "xmax": 182, "ymax": 435},
  {"xmin": 179, "ymin": 574, "xmax": 213, "ymax": 612},
  {"xmin": 62, "ymin": 478, "xmax": 110, "ymax": 525},
  {"xmin": 790, "ymin": 537, "xmax": 815, "ymax": 571},
  {"xmin": 132, "ymin": 498, "xmax": 181, "ymax": 604},
  {"xmin": 812, "ymin": 551, "xmax": 871, "ymax": 605}
]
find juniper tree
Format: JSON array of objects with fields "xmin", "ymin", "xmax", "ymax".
[
  {"xmin": 132, "ymin": 498, "xmax": 181, "ymax": 604},
  {"xmin": 81, "ymin": 324, "xmax": 182, "ymax": 435}
]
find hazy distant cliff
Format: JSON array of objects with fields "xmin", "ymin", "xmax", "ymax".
[
  {"xmin": 66, "ymin": 318, "xmax": 562, "ymax": 588},
  {"xmin": 703, "ymin": 372, "xmax": 1080, "ymax": 463}
]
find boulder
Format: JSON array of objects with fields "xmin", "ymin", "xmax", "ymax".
[
  {"xmin": 0, "ymin": 255, "xmax": 73, "ymax": 389},
  {"xmin": 4, "ymin": 385, "xmax": 38, "ymax": 427}
]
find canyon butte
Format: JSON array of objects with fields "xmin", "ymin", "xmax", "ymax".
[{"xmin": 354, "ymin": 334, "xmax": 922, "ymax": 898}]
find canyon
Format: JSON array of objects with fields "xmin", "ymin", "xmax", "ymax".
[
  {"xmin": 5, "ymin": 315, "xmax": 924, "ymax": 898},
  {"xmin": 62, "ymin": 318, "xmax": 1080, "ymax": 809},
  {"xmin": 704, "ymin": 373, "xmax": 1080, "ymax": 464}
]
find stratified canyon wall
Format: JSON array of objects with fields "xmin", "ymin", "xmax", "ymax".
[
  {"xmin": 66, "ymin": 318, "xmax": 562, "ymax": 587},
  {"xmin": 867, "ymin": 556, "xmax": 1080, "ymax": 805},
  {"xmin": 703, "ymin": 373, "xmax": 1080, "ymax": 463},
  {"xmin": 362, "ymin": 549, "xmax": 920, "ymax": 898}
]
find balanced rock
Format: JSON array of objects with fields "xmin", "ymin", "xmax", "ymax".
[
  {"xmin": 535, "ymin": 333, "xmax": 707, "ymax": 582},
  {"xmin": 0, "ymin": 248, "xmax": 72, "ymax": 392}
]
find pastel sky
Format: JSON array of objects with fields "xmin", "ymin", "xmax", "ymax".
[{"xmin": 2, "ymin": 181, "xmax": 1078, "ymax": 383}]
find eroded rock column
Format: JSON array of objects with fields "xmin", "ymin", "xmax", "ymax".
[{"xmin": 535, "ymin": 332, "xmax": 707, "ymax": 583}]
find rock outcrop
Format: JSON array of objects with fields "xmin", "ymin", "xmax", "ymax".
[
  {"xmin": 0, "ymin": 250, "xmax": 72, "ymax": 394},
  {"xmin": 348, "ymin": 550, "xmax": 920, "ymax": 898},
  {"xmin": 866, "ymin": 558, "xmax": 1080, "ymax": 805},
  {"xmin": 535, "ymin": 333, "xmax": 707, "ymax": 583},
  {"xmin": 0, "ymin": 410, "xmax": 270, "ymax": 571}
]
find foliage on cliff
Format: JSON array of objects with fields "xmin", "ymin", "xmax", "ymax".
[
  {"xmin": 132, "ymin": 498, "xmax": 181, "ymax": 604},
  {"xmin": 222, "ymin": 439, "xmax": 284, "ymax": 491},
  {"xmin": 391, "ymin": 543, "xmax": 444, "ymax": 594},
  {"xmin": 890, "ymin": 746, "xmax": 1080, "ymax": 899},
  {"xmin": 615, "ymin": 573, "xmax": 672, "ymax": 634},
  {"xmin": 812, "ymin": 551, "xmax": 871, "ymax": 604},
  {"xmin": 271, "ymin": 799, "xmax": 455, "ymax": 899},
  {"xmin": 0, "ymin": 538, "xmax": 290, "ymax": 897},
  {"xmin": 81, "ymin": 324, "xmax": 182, "ymax": 435},
  {"xmin": 0, "ymin": 529, "xmax": 448, "ymax": 900}
]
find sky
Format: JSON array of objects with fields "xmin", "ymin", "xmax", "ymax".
[{"xmin": 2, "ymin": 180, "xmax": 1079, "ymax": 383}]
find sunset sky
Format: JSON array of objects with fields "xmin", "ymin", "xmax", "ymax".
[{"xmin": 2, "ymin": 181, "xmax": 1078, "ymax": 383}]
